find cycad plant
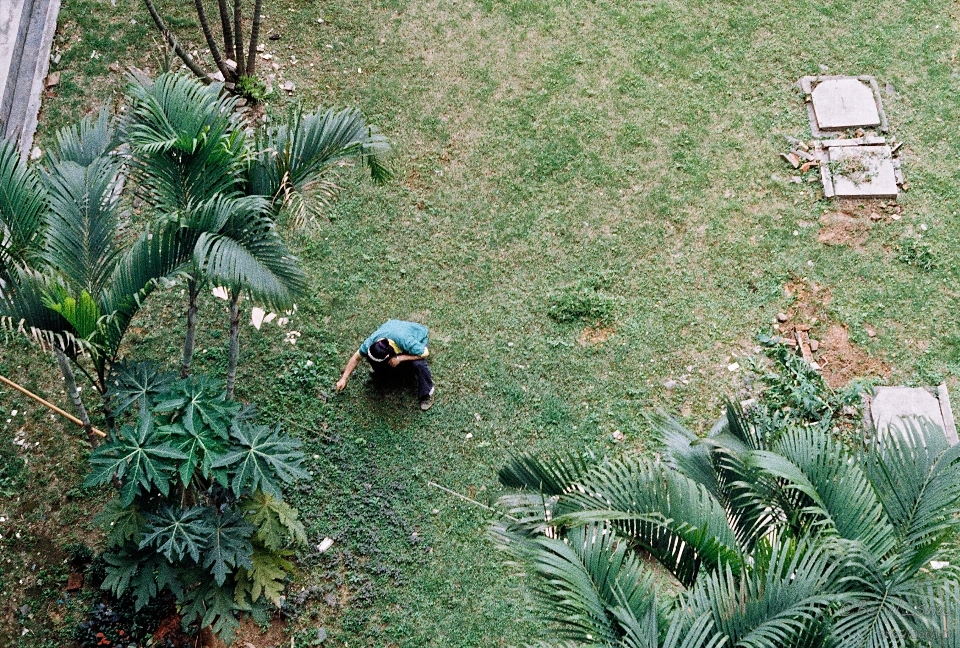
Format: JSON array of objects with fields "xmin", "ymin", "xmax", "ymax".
[
  {"xmin": 0, "ymin": 111, "xmax": 191, "ymax": 443},
  {"xmin": 87, "ymin": 362, "xmax": 308, "ymax": 644},
  {"xmin": 495, "ymin": 399, "xmax": 960, "ymax": 647}
]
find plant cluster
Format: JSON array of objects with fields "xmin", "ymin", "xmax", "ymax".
[
  {"xmin": 85, "ymin": 362, "xmax": 309, "ymax": 642},
  {"xmin": 495, "ymin": 399, "xmax": 960, "ymax": 647},
  {"xmin": 547, "ymin": 275, "xmax": 619, "ymax": 325},
  {"xmin": 0, "ymin": 71, "xmax": 389, "ymax": 442},
  {"xmin": 753, "ymin": 334, "xmax": 870, "ymax": 430},
  {"xmin": 897, "ymin": 236, "xmax": 937, "ymax": 271}
]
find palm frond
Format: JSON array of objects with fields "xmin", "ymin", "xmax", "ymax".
[
  {"xmin": 864, "ymin": 418, "xmax": 960, "ymax": 569},
  {"xmin": 248, "ymin": 106, "xmax": 391, "ymax": 214},
  {"xmin": 525, "ymin": 524, "xmax": 660, "ymax": 646},
  {"xmin": 684, "ymin": 537, "xmax": 840, "ymax": 648},
  {"xmin": 47, "ymin": 106, "xmax": 118, "ymax": 166},
  {"xmin": 0, "ymin": 137, "xmax": 47, "ymax": 281},
  {"xmin": 124, "ymin": 72, "xmax": 244, "ymax": 209},
  {"xmin": 498, "ymin": 450, "xmax": 600, "ymax": 496},
  {"xmin": 556, "ymin": 457, "xmax": 741, "ymax": 587},
  {"xmin": 42, "ymin": 151, "xmax": 125, "ymax": 296},
  {"xmin": 0, "ymin": 265, "xmax": 83, "ymax": 353}
]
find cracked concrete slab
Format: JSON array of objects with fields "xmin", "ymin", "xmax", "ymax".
[{"xmin": 866, "ymin": 385, "xmax": 958, "ymax": 446}]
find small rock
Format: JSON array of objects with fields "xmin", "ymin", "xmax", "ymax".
[
  {"xmin": 818, "ymin": 63, "xmax": 830, "ymax": 73},
  {"xmin": 776, "ymin": 312, "xmax": 789, "ymax": 322},
  {"xmin": 210, "ymin": 70, "xmax": 225, "ymax": 82},
  {"xmin": 465, "ymin": 433, "xmax": 473, "ymax": 440},
  {"xmin": 809, "ymin": 361, "xmax": 821, "ymax": 371},
  {"xmin": 866, "ymin": 327, "xmax": 876, "ymax": 338},
  {"xmin": 409, "ymin": 532, "xmax": 420, "ymax": 544},
  {"xmin": 931, "ymin": 561, "xmax": 950, "ymax": 570},
  {"xmin": 256, "ymin": 43, "xmax": 265, "ymax": 52},
  {"xmin": 29, "ymin": 146, "xmax": 42, "ymax": 161},
  {"xmin": 282, "ymin": 80, "xmax": 295, "ymax": 93},
  {"xmin": 795, "ymin": 323, "xmax": 811, "ymax": 332},
  {"xmin": 108, "ymin": 62, "xmax": 120, "ymax": 73},
  {"xmin": 317, "ymin": 537, "xmax": 334, "ymax": 553},
  {"xmin": 317, "ymin": 627, "xmax": 328, "ymax": 643},
  {"xmin": 870, "ymin": 212, "xmax": 882, "ymax": 221},
  {"xmin": 727, "ymin": 362, "xmax": 740, "ymax": 372},
  {"xmin": 611, "ymin": 430, "xmax": 624, "ymax": 442},
  {"xmin": 790, "ymin": 176, "xmax": 802, "ymax": 184},
  {"xmin": 323, "ymin": 593, "xmax": 338, "ymax": 608},
  {"xmin": 663, "ymin": 379, "xmax": 677, "ymax": 390},
  {"xmin": 809, "ymin": 339, "xmax": 820, "ymax": 352},
  {"xmin": 431, "ymin": 508, "xmax": 440, "ymax": 514},
  {"xmin": 236, "ymin": 98, "xmax": 247, "ymax": 107}
]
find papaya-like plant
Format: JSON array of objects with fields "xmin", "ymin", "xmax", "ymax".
[{"xmin": 86, "ymin": 362, "xmax": 309, "ymax": 643}]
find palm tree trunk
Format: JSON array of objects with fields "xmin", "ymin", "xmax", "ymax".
[
  {"xmin": 181, "ymin": 277, "xmax": 200, "ymax": 378},
  {"xmin": 54, "ymin": 347, "xmax": 99, "ymax": 448},
  {"xmin": 232, "ymin": 0, "xmax": 244, "ymax": 80},
  {"xmin": 216, "ymin": 0, "xmax": 235, "ymax": 61},
  {"xmin": 244, "ymin": 0, "xmax": 264, "ymax": 76},
  {"xmin": 226, "ymin": 288, "xmax": 241, "ymax": 399},
  {"xmin": 141, "ymin": 0, "xmax": 213, "ymax": 82},
  {"xmin": 194, "ymin": 0, "xmax": 230, "ymax": 79}
]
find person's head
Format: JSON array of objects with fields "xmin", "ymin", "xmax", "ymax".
[{"xmin": 367, "ymin": 339, "xmax": 395, "ymax": 363}]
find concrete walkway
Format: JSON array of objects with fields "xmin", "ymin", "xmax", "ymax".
[{"xmin": 0, "ymin": 0, "xmax": 60, "ymax": 156}]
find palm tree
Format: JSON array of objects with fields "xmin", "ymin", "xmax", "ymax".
[
  {"xmin": 123, "ymin": 72, "xmax": 389, "ymax": 395},
  {"xmin": 495, "ymin": 405, "xmax": 960, "ymax": 647},
  {"xmin": 0, "ymin": 111, "xmax": 192, "ymax": 444}
]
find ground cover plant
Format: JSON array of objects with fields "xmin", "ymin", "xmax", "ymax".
[{"xmin": 3, "ymin": 0, "xmax": 960, "ymax": 645}]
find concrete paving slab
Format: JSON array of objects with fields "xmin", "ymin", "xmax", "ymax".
[
  {"xmin": 812, "ymin": 78, "xmax": 881, "ymax": 130},
  {"xmin": 868, "ymin": 385, "xmax": 958, "ymax": 445},
  {"xmin": 827, "ymin": 145, "xmax": 898, "ymax": 198}
]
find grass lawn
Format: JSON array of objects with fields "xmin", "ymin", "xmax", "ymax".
[{"xmin": 3, "ymin": 0, "xmax": 960, "ymax": 645}]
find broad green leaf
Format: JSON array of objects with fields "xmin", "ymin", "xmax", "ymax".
[
  {"xmin": 157, "ymin": 421, "xmax": 228, "ymax": 486},
  {"xmin": 213, "ymin": 422, "xmax": 308, "ymax": 497},
  {"xmin": 201, "ymin": 508, "xmax": 254, "ymax": 585},
  {"xmin": 95, "ymin": 497, "xmax": 147, "ymax": 547},
  {"xmin": 84, "ymin": 417, "xmax": 188, "ymax": 506},
  {"xmin": 179, "ymin": 579, "xmax": 243, "ymax": 644},
  {"xmin": 107, "ymin": 360, "xmax": 175, "ymax": 420},
  {"xmin": 235, "ymin": 545, "xmax": 293, "ymax": 607},
  {"xmin": 241, "ymin": 490, "xmax": 307, "ymax": 550},
  {"xmin": 140, "ymin": 504, "xmax": 207, "ymax": 562},
  {"xmin": 154, "ymin": 374, "xmax": 236, "ymax": 439},
  {"xmin": 43, "ymin": 287, "xmax": 102, "ymax": 339}
]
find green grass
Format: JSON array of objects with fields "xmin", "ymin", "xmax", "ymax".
[{"xmin": 6, "ymin": 0, "xmax": 960, "ymax": 645}]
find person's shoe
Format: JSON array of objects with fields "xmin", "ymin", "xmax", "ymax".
[{"xmin": 420, "ymin": 387, "xmax": 435, "ymax": 411}]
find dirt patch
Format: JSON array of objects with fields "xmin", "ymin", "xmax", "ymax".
[
  {"xmin": 817, "ymin": 210, "xmax": 872, "ymax": 247},
  {"xmin": 817, "ymin": 198, "xmax": 903, "ymax": 248},
  {"xmin": 230, "ymin": 617, "xmax": 289, "ymax": 648},
  {"xmin": 774, "ymin": 278, "xmax": 889, "ymax": 388},
  {"xmin": 818, "ymin": 324, "xmax": 890, "ymax": 388},
  {"xmin": 578, "ymin": 326, "xmax": 614, "ymax": 345}
]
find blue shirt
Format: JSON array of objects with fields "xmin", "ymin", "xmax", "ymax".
[{"xmin": 359, "ymin": 320, "xmax": 430, "ymax": 358}]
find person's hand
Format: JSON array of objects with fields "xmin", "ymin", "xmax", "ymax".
[
  {"xmin": 335, "ymin": 377, "xmax": 347, "ymax": 391},
  {"xmin": 388, "ymin": 356, "xmax": 402, "ymax": 367}
]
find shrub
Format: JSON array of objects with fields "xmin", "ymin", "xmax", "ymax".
[{"xmin": 85, "ymin": 362, "xmax": 309, "ymax": 643}]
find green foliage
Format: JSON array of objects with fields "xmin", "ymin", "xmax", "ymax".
[
  {"xmin": 496, "ymin": 399, "xmax": 960, "ymax": 647},
  {"xmin": 754, "ymin": 334, "xmax": 870, "ymax": 429},
  {"xmin": 89, "ymin": 362, "xmax": 309, "ymax": 643},
  {"xmin": 236, "ymin": 75, "xmax": 269, "ymax": 103},
  {"xmin": 897, "ymin": 236, "xmax": 937, "ymax": 270},
  {"xmin": 547, "ymin": 284, "xmax": 617, "ymax": 325}
]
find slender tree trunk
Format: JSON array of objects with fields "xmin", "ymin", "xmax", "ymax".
[
  {"xmin": 181, "ymin": 278, "xmax": 200, "ymax": 378},
  {"xmin": 217, "ymin": 0, "xmax": 235, "ymax": 62},
  {"xmin": 244, "ymin": 0, "xmax": 263, "ymax": 76},
  {"xmin": 194, "ymin": 0, "xmax": 229, "ymax": 78},
  {"xmin": 54, "ymin": 347, "xmax": 99, "ymax": 448},
  {"xmin": 232, "ymin": 0, "xmax": 244, "ymax": 81},
  {"xmin": 141, "ymin": 0, "xmax": 214, "ymax": 82},
  {"xmin": 226, "ymin": 288, "xmax": 241, "ymax": 399}
]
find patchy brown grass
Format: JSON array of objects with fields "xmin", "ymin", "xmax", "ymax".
[{"xmin": 578, "ymin": 325, "xmax": 615, "ymax": 345}]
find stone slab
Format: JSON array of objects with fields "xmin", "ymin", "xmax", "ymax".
[
  {"xmin": 812, "ymin": 78, "xmax": 881, "ymax": 130},
  {"xmin": 0, "ymin": 0, "xmax": 27, "ymax": 108},
  {"xmin": 868, "ymin": 385, "xmax": 958, "ymax": 445},
  {"xmin": 798, "ymin": 75, "xmax": 889, "ymax": 138},
  {"xmin": 827, "ymin": 145, "xmax": 898, "ymax": 198}
]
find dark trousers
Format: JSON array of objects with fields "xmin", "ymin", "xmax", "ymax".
[{"xmin": 369, "ymin": 359, "xmax": 434, "ymax": 399}]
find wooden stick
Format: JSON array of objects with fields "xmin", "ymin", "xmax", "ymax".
[
  {"xmin": 427, "ymin": 481, "xmax": 517, "ymax": 521},
  {"xmin": 0, "ymin": 374, "xmax": 107, "ymax": 437}
]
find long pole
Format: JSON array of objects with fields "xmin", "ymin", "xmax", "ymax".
[{"xmin": 0, "ymin": 374, "xmax": 107, "ymax": 438}]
